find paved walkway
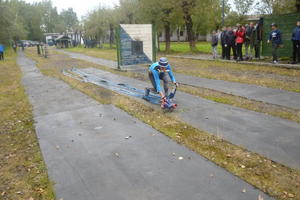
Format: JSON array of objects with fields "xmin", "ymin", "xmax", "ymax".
[
  {"xmin": 60, "ymin": 50, "xmax": 300, "ymax": 110},
  {"xmin": 80, "ymin": 67, "xmax": 300, "ymax": 169},
  {"xmin": 17, "ymin": 53, "xmax": 273, "ymax": 199},
  {"xmin": 169, "ymin": 54, "xmax": 300, "ymax": 70}
]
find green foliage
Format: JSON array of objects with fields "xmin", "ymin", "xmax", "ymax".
[
  {"xmin": 233, "ymin": 0, "xmax": 255, "ymax": 15},
  {"xmin": 0, "ymin": 0, "xmax": 79, "ymax": 44},
  {"xmin": 254, "ymin": 0, "xmax": 297, "ymax": 14}
]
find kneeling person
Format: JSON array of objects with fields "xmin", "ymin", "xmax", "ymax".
[{"xmin": 147, "ymin": 57, "xmax": 178, "ymax": 102}]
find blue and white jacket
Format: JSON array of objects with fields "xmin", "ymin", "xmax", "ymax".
[
  {"xmin": 269, "ymin": 29, "xmax": 282, "ymax": 45},
  {"xmin": 292, "ymin": 26, "xmax": 300, "ymax": 41},
  {"xmin": 0, "ymin": 44, "xmax": 5, "ymax": 52},
  {"xmin": 149, "ymin": 62, "xmax": 176, "ymax": 92}
]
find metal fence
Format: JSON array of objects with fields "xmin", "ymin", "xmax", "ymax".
[{"xmin": 262, "ymin": 12, "xmax": 300, "ymax": 57}]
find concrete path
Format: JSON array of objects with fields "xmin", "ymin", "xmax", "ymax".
[
  {"xmin": 60, "ymin": 50, "xmax": 300, "ymax": 110},
  {"xmin": 80, "ymin": 67, "xmax": 300, "ymax": 169},
  {"xmin": 17, "ymin": 54, "xmax": 273, "ymax": 199},
  {"xmin": 169, "ymin": 54, "xmax": 300, "ymax": 70}
]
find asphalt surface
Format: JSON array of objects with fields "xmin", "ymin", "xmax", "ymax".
[
  {"xmin": 60, "ymin": 50, "xmax": 300, "ymax": 110},
  {"xmin": 17, "ymin": 53, "xmax": 274, "ymax": 199},
  {"xmin": 79, "ymin": 67, "xmax": 300, "ymax": 169}
]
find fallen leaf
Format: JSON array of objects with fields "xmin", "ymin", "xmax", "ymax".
[
  {"xmin": 288, "ymin": 193, "xmax": 295, "ymax": 198},
  {"xmin": 258, "ymin": 194, "xmax": 264, "ymax": 200},
  {"xmin": 114, "ymin": 153, "xmax": 120, "ymax": 157}
]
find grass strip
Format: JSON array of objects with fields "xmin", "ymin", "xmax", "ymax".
[
  {"xmin": 0, "ymin": 50, "xmax": 55, "ymax": 200},
  {"xmin": 26, "ymin": 47, "xmax": 300, "ymax": 200}
]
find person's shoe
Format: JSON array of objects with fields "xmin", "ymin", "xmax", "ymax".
[
  {"xmin": 273, "ymin": 60, "xmax": 278, "ymax": 64},
  {"xmin": 145, "ymin": 88, "xmax": 150, "ymax": 96}
]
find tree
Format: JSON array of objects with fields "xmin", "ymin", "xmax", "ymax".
[
  {"xmin": 233, "ymin": 0, "xmax": 254, "ymax": 16},
  {"xmin": 254, "ymin": 0, "xmax": 297, "ymax": 14},
  {"xmin": 60, "ymin": 8, "xmax": 78, "ymax": 32}
]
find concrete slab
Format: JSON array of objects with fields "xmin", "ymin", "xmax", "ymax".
[
  {"xmin": 17, "ymin": 53, "xmax": 273, "ymax": 199},
  {"xmin": 60, "ymin": 50, "xmax": 300, "ymax": 110},
  {"xmin": 81, "ymin": 67, "xmax": 300, "ymax": 169}
]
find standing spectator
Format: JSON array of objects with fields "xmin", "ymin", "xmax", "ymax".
[
  {"xmin": 211, "ymin": 30, "xmax": 219, "ymax": 59},
  {"xmin": 225, "ymin": 26, "xmax": 237, "ymax": 60},
  {"xmin": 235, "ymin": 24, "xmax": 245, "ymax": 61},
  {"xmin": 245, "ymin": 22, "xmax": 255, "ymax": 60},
  {"xmin": 0, "ymin": 44, "xmax": 5, "ymax": 60},
  {"xmin": 291, "ymin": 19, "xmax": 300, "ymax": 64},
  {"xmin": 254, "ymin": 19, "xmax": 263, "ymax": 59},
  {"xmin": 12, "ymin": 42, "xmax": 17, "ymax": 53},
  {"xmin": 267, "ymin": 23, "xmax": 282, "ymax": 64},
  {"xmin": 220, "ymin": 27, "xmax": 227, "ymax": 59}
]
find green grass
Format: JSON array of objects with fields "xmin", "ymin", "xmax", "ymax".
[
  {"xmin": 159, "ymin": 41, "xmax": 220, "ymax": 54},
  {"xmin": 66, "ymin": 46, "xmax": 117, "ymax": 61},
  {"xmin": 0, "ymin": 50, "xmax": 55, "ymax": 200}
]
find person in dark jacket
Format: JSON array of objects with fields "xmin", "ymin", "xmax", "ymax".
[
  {"xmin": 220, "ymin": 27, "xmax": 227, "ymax": 59},
  {"xmin": 291, "ymin": 20, "xmax": 300, "ymax": 64},
  {"xmin": 267, "ymin": 23, "xmax": 282, "ymax": 64},
  {"xmin": 235, "ymin": 25, "xmax": 245, "ymax": 61},
  {"xmin": 245, "ymin": 22, "xmax": 255, "ymax": 60},
  {"xmin": 224, "ymin": 26, "xmax": 237, "ymax": 60},
  {"xmin": 254, "ymin": 19, "xmax": 263, "ymax": 59},
  {"xmin": 211, "ymin": 30, "xmax": 219, "ymax": 59}
]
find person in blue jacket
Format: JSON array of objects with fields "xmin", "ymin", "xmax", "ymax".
[
  {"xmin": 267, "ymin": 23, "xmax": 282, "ymax": 64},
  {"xmin": 291, "ymin": 19, "xmax": 300, "ymax": 64},
  {"xmin": 0, "ymin": 44, "xmax": 5, "ymax": 60},
  {"xmin": 146, "ymin": 57, "xmax": 178, "ymax": 101}
]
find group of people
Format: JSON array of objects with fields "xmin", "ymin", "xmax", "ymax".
[
  {"xmin": 211, "ymin": 19, "xmax": 300, "ymax": 64},
  {"xmin": 212, "ymin": 22, "xmax": 263, "ymax": 62}
]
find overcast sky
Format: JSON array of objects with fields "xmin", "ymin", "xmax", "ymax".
[
  {"xmin": 24, "ymin": 0, "xmax": 120, "ymax": 19},
  {"xmin": 24, "ymin": 0, "xmax": 240, "ymax": 19}
]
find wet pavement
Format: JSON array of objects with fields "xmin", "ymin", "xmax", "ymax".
[
  {"xmin": 17, "ymin": 53, "xmax": 273, "ymax": 199},
  {"xmin": 77, "ymin": 67, "xmax": 300, "ymax": 169},
  {"xmin": 60, "ymin": 50, "xmax": 300, "ymax": 110}
]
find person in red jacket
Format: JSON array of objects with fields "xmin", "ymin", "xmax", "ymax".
[{"xmin": 235, "ymin": 24, "xmax": 245, "ymax": 61}]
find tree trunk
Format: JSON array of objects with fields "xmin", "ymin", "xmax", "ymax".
[
  {"xmin": 165, "ymin": 23, "xmax": 171, "ymax": 52},
  {"xmin": 297, "ymin": 0, "xmax": 300, "ymax": 12},
  {"xmin": 157, "ymin": 32, "xmax": 161, "ymax": 52},
  {"xmin": 109, "ymin": 24, "xmax": 114, "ymax": 49},
  {"xmin": 182, "ymin": 0, "xmax": 197, "ymax": 51}
]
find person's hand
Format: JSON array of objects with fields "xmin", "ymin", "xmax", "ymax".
[{"xmin": 174, "ymin": 82, "xmax": 179, "ymax": 87}]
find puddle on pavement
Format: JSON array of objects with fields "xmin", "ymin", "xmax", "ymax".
[{"xmin": 62, "ymin": 68, "xmax": 161, "ymax": 105}]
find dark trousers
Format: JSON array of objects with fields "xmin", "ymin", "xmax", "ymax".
[
  {"xmin": 225, "ymin": 44, "xmax": 237, "ymax": 60},
  {"xmin": 292, "ymin": 40, "xmax": 300, "ymax": 62},
  {"xmin": 255, "ymin": 41, "xmax": 261, "ymax": 59},
  {"xmin": 0, "ymin": 52, "xmax": 3, "ymax": 60},
  {"xmin": 236, "ymin": 43, "xmax": 243, "ymax": 60},
  {"xmin": 272, "ymin": 43, "xmax": 279, "ymax": 61},
  {"xmin": 221, "ymin": 44, "xmax": 226, "ymax": 59},
  {"xmin": 149, "ymin": 71, "xmax": 169, "ymax": 95}
]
